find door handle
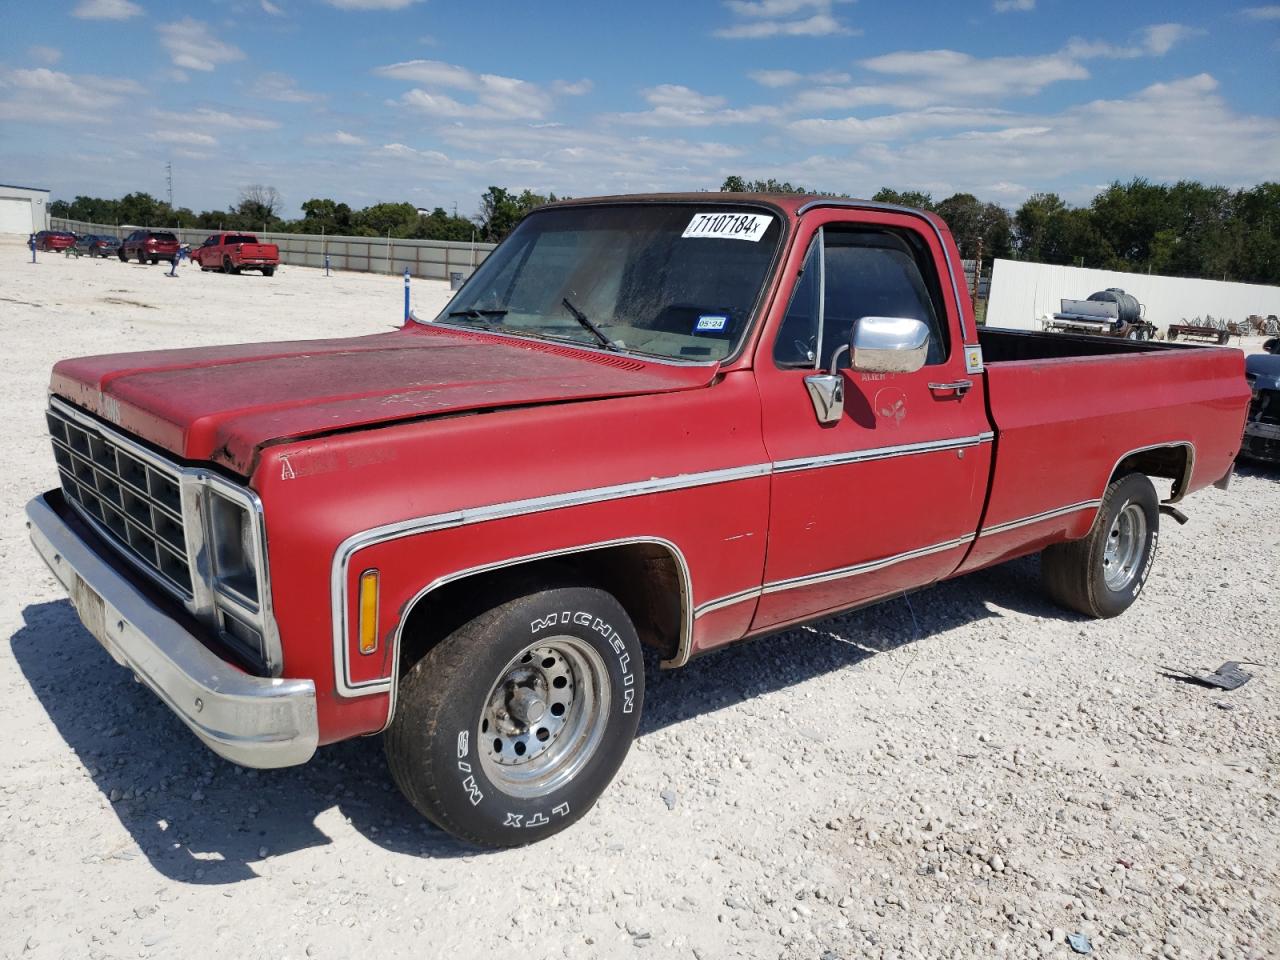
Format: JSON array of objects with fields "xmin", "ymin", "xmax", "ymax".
[{"xmin": 928, "ymin": 379, "xmax": 973, "ymax": 396}]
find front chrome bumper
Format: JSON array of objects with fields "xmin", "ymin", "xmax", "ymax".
[{"xmin": 26, "ymin": 492, "xmax": 317, "ymax": 768}]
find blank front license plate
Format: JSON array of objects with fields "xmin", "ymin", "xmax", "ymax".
[{"xmin": 71, "ymin": 573, "xmax": 109, "ymax": 648}]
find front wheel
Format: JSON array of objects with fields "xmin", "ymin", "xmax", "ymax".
[
  {"xmin": 386, "ymin": 583, "xmax": 644, "ymax": 847},
  {"xmin": 1042, "ymin": 472, "xmax": 1159, "ymax": 618}
]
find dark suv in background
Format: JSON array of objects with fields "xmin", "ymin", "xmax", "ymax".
[{"xmin": 119, "ymin": 230, "xmax": 180, "ymax": 264}]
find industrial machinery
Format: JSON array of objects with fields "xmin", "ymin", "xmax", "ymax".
[{"xmin": 1046, "ymin": 288, "xmax": 1157, "ymax": 340}]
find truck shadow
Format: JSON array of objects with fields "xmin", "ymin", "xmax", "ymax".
[
  {"xmin": 10, "ymin": 554, "xmax": 1068, "ymax": 884},
  {"xmin": 1234, "ymin": 460, "xmax": 1279, "ymax": 484}
]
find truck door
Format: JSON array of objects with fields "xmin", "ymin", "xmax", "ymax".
[{"xmin": 751, "ymin": 209, "xmax": 992, "ymax": 630}]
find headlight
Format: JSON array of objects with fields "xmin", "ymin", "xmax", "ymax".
[{"xmin": 208, "ymin": 491, "xmax": 259, "ymax": 604}]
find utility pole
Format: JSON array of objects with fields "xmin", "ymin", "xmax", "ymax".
[
  {"xmin": 165, "ymin": 161, "xmax": 174, "ymax": 210},
  {"xmin": 971, "ymin": 236, "xmax": 984, "ymax": 302}
]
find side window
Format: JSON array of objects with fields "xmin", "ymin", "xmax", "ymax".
[
  {"xmin": 774, "ymin": 225, "xmax": 950, "ymax": 368},
  {"xmin": 822, "ymin": 228, "xmax": 948, "ymax": 366},
  {"xmin": 773, "ymin": 236, "xmax": 822, "ymax": 367}
]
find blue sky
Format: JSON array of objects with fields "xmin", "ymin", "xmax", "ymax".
[{"xmin": 2, "ymin": 0, "xmax": 1278, "ymax": 219}]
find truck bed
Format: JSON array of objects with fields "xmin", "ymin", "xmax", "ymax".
[{"xmin": 956, "ymin": 326, "xmax": 1250, "ymax": 574}]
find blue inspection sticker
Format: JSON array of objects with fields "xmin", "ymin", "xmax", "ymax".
[{"xmin": 695, "ymin": 315, "xmax": 728, "ymax": 333}]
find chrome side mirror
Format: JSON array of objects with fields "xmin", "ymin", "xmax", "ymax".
[{"xmin": 851, "ymin": 316, "xmax": 930, "ymax": 373}]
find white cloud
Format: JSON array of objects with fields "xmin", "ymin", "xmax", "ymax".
[
  {"xmin": 789, "ymin": 106, "xmax": 1017, "ymax": 143},
  {"xmin": 834, "ymin": 74, "xmax": 1280, "ymax": 202},
  {"xmin": 257, "ymin": 72, "xmax": 322, "ymax": 103},
  {"xmin": 376, "ymin": 59, "xmax": 555, "ymax": 119},
  {"xmin": 1240, "ymin": 5, "xmax": 1280, "ymax": 18},
  {"xmin": 0, "ymin": 67, "xmax": 142, "ymax": 124},
  {"xmin": 378, "ymin": 143, "xmax": 449, "ymax": 163},
  {"xmin": 1065, "ymin": 23, "xmax": 1198, "ymax": 59},
  {"xmin": 152, "ymin": 107, "xmax": 279, "ymax": 130},
  {"xmin": 28, "ymin": 45, "xmax": 62, "ymax": 64},
  {"xmin": 749, "ymin": 68, "xmax": 851, "ymax": 87},
  {"xmin": 993, "ymin": 0, "xmax": 1035, "ymax": 11},
  {"xmin": 151, "ymin": 130, "xmax": 218, "ymax": 146},
  {"xmin": 304, "ymin": 130, "xmax": 367, "ymax": 146},
  {"xmin": 860, "ymin": 48, "xmax": 1089, "ymax": 101},
  {"xmin": 324, "ymin": 0, "xmax": 423, "ymax": 8},
  {"xmin": 156, "ymin": 19, "xmax": 245, "ymax": 72},
  {"xmin": 1139, "ymin": 23, "xmax": 1197, "ymax": 55},
  {"xmin": 72, "ymin": 0, "xmax": 141, "ymax": 19},
  {"xmin": 715, "ymin": 0, "xmax": 854, "ymax": 38},
  {"xmin": 261, "ymin": 0, "xmax": 285, "ymax": 13},
  {"xmin": 552, "ymin": 79, "xmax": 593, "ymax": 96},
  {"xmin": 614, "ymin": 84, "xmax": 780, "ymax": 127}
]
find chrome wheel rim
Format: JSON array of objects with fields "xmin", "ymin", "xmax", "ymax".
[
  {"xmin": 1103, "ymin": 503, "xmax": 1147, "ymax": 591},
  {"xmin": 477, "ymin": 636, "xmax": 609, "ymax": 799}
]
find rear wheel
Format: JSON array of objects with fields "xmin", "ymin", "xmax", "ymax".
[
  {"xmin": 386, "ymin": 582, "xmax": 644, "ymax": 847},
  {"xmin": 262, "ymin": 267, "xmax": 275, "ymax": 277},
  {"xmin": 1042, "ymin": 472, "xmax": 1159, "ymax": 618},
  {"xmin": 223, "ymin": 255, "xmax": 239, "ymax": 275}
]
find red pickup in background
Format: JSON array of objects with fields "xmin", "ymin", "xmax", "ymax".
[{"xmin": 190, "ymin": 232, "xmax": 280, "ymax": 276}]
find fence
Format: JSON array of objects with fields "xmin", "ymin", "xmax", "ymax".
[{"xmin": 50, "ymin": 218, "xmax": 496, "ymax": 282}]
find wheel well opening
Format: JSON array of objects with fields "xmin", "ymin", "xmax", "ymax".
[
  {"xmin": 1111, "ymin": 444, "xmax": 1192, "ymax": 500},
  {"xmin": 397, "ymin": 542, "xmax": 685, "ymax": 675}
]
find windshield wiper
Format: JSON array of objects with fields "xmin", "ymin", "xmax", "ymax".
[
  {"xmin": 561, "ymin": 298, "xmax": 620, "ymax": 351},
  {"xmin": 447, "ymin": 308, "xmax": 508, "ymax": 320}
]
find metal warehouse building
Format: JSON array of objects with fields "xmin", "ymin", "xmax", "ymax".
[{"xmin": 0, "ymin": 183, "xmax": 50, "ymax": 235}]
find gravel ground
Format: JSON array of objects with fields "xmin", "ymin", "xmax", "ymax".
[{"xmin": 1, "ymin": 235, "xmax": 1276, "ymax": 960}]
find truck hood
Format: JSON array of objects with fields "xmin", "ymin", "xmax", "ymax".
[{"xmin": 51, "ymin": 324, "xmax": 719, "ymax": 475}]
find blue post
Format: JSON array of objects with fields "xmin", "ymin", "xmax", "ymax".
[
  {"xmin": 324, "ymin": 254, "xmax": 330, "ymax": 277},
  {"xmin": 403, "ymin": 266, "xmax": 411, "ymax": 322},
  {"xmin": 29, "ymin": 234, "xmax": 36, "ymax": 264}
]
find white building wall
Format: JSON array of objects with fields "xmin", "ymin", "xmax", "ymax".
[
  {"xmin": 0, "ymin": 183, "xmax": 50, "ymax": 235},
  {"xmin": 986, "ymin": 258, "xmax": 1280, "ymax": 331}
]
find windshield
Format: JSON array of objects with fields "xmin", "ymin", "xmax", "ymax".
[
  {"xmin": 434, "ymin": 203, "xmax": 783, "ymax": 362},
  {"xmin": 225, "ymin": 234, "xmax": 257, "ymax": 244}
]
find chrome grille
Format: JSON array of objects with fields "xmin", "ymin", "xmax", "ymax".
[{"xmin": 47, "ymin": 404, "xmax": 193, "ymax": 597}]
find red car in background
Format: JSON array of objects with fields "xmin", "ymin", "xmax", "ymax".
[
  {"xmin": 119, "ymin": 230, "xmax": 180, "ymax": 264},
  {"xmin": 33, "ymin": 230, "xmax": 77, "ymax": 252}
]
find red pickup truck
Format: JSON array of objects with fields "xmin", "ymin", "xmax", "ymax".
[
  {"xmin": 190, "ymin": 232, "xmax": 280, "ymax": 276},
  {"xmin": 26, "ymin": 194, "xmax": 1249, "ymax": 847}
]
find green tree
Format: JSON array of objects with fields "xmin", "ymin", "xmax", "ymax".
[
  {"xmin": 1013, "ymin": 192, "xmax": 1067, "ymax": 262},
  {"xmin": 872, "ymin": 188, "xmax": 935, "ymax": 211},
  {"xmin": 412, "ymin": 207, "xmax": 477, "ymax": 242},
  {"xmin": 353, "ymin": 202, "xmax": 419, "ymax": 237},
  {"xmin": 933, "ymin": 193, "xmax": 1012, "ymax": 260},
  {"xmin": 297, "ymin": 198, "xmax": 354, "ymax": 235},
  {"xmin": 477, "ymin": 187, "xmax": 555, "ymax": 242},
  {"xmin": 720, "ymin": 175, "xmax": 808, "ymax": 193}
]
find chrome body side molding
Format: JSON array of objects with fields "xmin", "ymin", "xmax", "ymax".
[
  {"xmin": 773, "ymin": 432, "xmax": 992, "ymax": 474},
  {"xmin": 329, "ymin": 463, "xmax": 767, "ymax": 698},
  {"xmin": 978, "ymin": 500, "xmax": 1103, "ymax": 536}
]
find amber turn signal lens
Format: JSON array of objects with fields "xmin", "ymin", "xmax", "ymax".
[{"xmin": 358, "ymin": 568, "xmax": 379, "ymax": 655}]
